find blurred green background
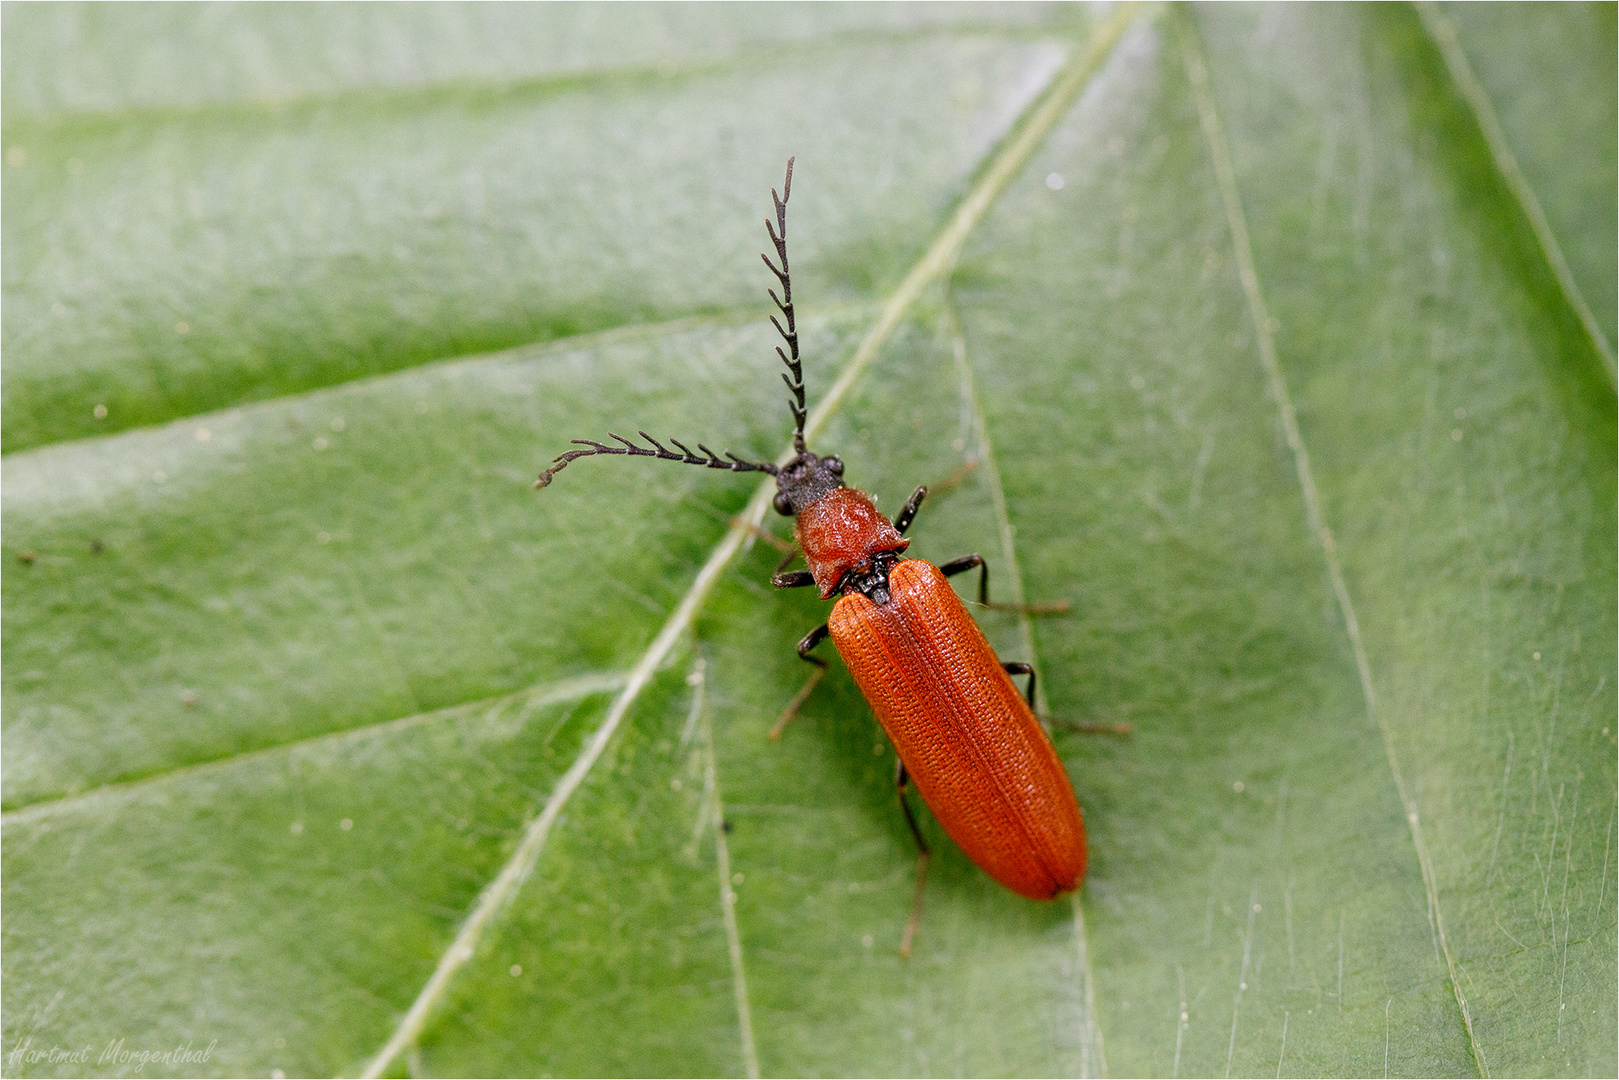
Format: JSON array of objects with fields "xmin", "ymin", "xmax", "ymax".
[{"xmin": 3, "ymin": 3, "xmax": 1614, "ymax": 1076}]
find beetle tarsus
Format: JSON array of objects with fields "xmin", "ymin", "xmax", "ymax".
[
  {"xmin": 1052, "ymin": 718, "xmax": 1132, "ymax": 737},
  {"xmin": 769, "ymin": 666, "xmax": 823, "ymax": 739},
  {"xmin": 939, "ymin": 553, "xmax": 1070, "ymax": 614},
  {"xmin": 927, "ymin": 458, "xmax": 981, "ymax": 496},
  {"xmin": 732, "ymin": 518, "xmax": 797, "ymax": 554},
  {"xmin": 1000, "ymin": 599, "xmax": 1072, "ymax": 614},
  {"xmin": 770, "ymin": 621, "xmax": 830, "ymax": 738}
]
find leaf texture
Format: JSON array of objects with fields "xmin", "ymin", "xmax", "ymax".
[{"xmin": 3, "ymin": 4, "xmax": 1613, "ymax": 1077}]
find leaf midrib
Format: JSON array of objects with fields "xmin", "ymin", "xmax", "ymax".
[{"xmin": 358, "ymin": 9, "xmax": 1142, "ymax": 1074}]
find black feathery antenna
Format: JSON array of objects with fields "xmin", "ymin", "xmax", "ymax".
[
  {"xmin": 761, "ymin": 157, "xmax": 805, "ymax": 453},
  {"xmin": 534, "ymin": 160, "xmax": 804, "ymax": 491},
  {"xmin": 533, "ymin": 431, "xmax": 778, "ymax": 489}
]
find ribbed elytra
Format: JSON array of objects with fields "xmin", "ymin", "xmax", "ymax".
[{"xmin": 535, "ymin": 159, "xmax": 1089, "ymax": 955}]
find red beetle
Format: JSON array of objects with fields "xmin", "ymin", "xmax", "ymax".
[{"xmin": 537, "ymin": 160, "xmax": 1086, "ymax": 944}]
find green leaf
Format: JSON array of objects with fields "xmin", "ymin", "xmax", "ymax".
[{"xmin": 3, "ymin": 4, "xmax": 1612, "ymax": 1077}]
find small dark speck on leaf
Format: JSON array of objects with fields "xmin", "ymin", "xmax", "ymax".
[
  {"xmin": 89, "ymin": 539, "xmax": 103, "ymax": 555},
  {"xmin": 17, "ymin": 550, "xmax": 36, "ymax": 565},
  {"xmin": 722, "ymin": 820, "xmax": 733, "ymax": 833}
]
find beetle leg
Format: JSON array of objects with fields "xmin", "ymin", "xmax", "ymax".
[
  {"xmin": 938, "ymin": 553, "xmax": 988, "ymax": 603},
  {"xmin": 894, "ymin": 759, "xmax": 931, "ymax": 856},
  {"xmin": 1052, "ymin": 717, "xmax": 1133, "ymax": 736},
  {"xmin": 999, "ymin": 660, "xmax": 1130, "ymax": 734},
  {"xmin": 892, "ymin": 463, "xmax": 979, "ymax": 535},
  {"xmin": 732, "ymin": 517, "xmax": 797, "ymax": 554},
  {"xmin": 773, "ymin": 545, "xmax": 803, "ymax": 575},
  {"xmin": 794, "ymin": 622, "xmax": 830, "ymax": 661},
  {"xmin": 1002, "ymin": 661, "xmax": 1036, "ymax": 708},
  {"xmin": 892, "ymin": 485, "xmax": 928, "ymax": 536},
  {"xmin": 939, "ymin": 553, "xmax": 1071, "ymax": 614},
  {"xmin": 896, "ymin": 758, "xmax": 931, "ymax": 960},
  {"xmin": 771, "ymin": 543, "xmax": 812, "ymax": 588},
  {"xmin": 768, "ymin": 624, "xmax": 829, "ymax": 738},
  {"xmin": 926, "ymin": 458, "xmax": 980, "ymax": 497}
]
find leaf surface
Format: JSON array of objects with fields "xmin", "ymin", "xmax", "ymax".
[{"xmin": 3, "ymin": 5, "xmax": 1613, "ymax": 1077}]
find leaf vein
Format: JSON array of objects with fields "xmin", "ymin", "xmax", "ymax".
[
  {"xmin": 1178, "ymin": 8, "xmax": 1487, "ymax": 1076},
  {"xmin": 1414, "ymin": 1, "xmax": 1616, "ymax": 389},
  {"xmin": 0, "ymin": 670, "xmax": 628, "ymax": 826},
  {"xmin": 944, "ymin": 297, "xmax": 1108, "ymax": 1075}
]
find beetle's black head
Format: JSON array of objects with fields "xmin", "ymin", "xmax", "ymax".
[{"xmin": 772, "ymin": 450, "xmax": 843, "ymax": 516}]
